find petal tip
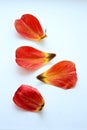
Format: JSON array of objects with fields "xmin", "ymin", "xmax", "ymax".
[
  {"xmin": 48, "ymin": 53, "xmax": 56, "ymax": 60},
  {"xmin": 37, "ymin": 74, "xmax": 45, "ymax": 83}
]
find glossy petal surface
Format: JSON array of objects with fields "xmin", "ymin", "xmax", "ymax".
[
  {"xmin": 14, "ymin": 14, "xmax": 46, "ymax": 41},
  {"xmin": 15, "ymin": 46, "xmax": 56, "ymax": 70},
  {"xmin": 13, "ymin": 84, "xmax": 45, "ymax": 112},
  {"xmin": 37, "ymin": 60, "xmax": 78, "ymax": 89}
]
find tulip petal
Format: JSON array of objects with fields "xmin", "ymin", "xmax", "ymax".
[
  {"xmin": 14, "ymin": 14, "xmax": 46, "ymax": 41},
  {"xmin": 13, "ymin": 84, "xmax": 45, "ymax": 112},
  {"xmin": 37, "ymin": 60, "xmax": 78, "ymax": 89},
  {"xmin": 15, "ymin": 46, "xmax": 56, "ymax": 70}
]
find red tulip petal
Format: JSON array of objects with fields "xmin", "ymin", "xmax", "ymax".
[
  {"xmin": 14, "ymin": 14, "xmax": 46, "ymax": 41},
  {"xmin": 15, "ymin": 46, "xmax": 56, "ymax": 70},
  {"xmin": 13, "ymin": 84, "xmax": 45, "ymax": 112},
  {"xmin": 37, "ymin": 60, "xmax": 78, "ymax": 89}
]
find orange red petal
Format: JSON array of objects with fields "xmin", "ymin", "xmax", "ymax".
[
  {"xmin": 37, "ymin": 60, "xmax": 78, "ymax": 89},
  {"xmin": 13, "ymin": 84, "xmax": 45, "ymax": 112},
  {"xmin": 15, "ymin": 46, "xmax": 56, "ymax": 70},
  {"xmin": 14, "ymin": 14, "xmax": 46, "ymax": 41}
]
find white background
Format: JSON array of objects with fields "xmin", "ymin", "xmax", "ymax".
[{"xmin": 0, "ymin": 0, "xmax": 87, "ymax": 130}]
